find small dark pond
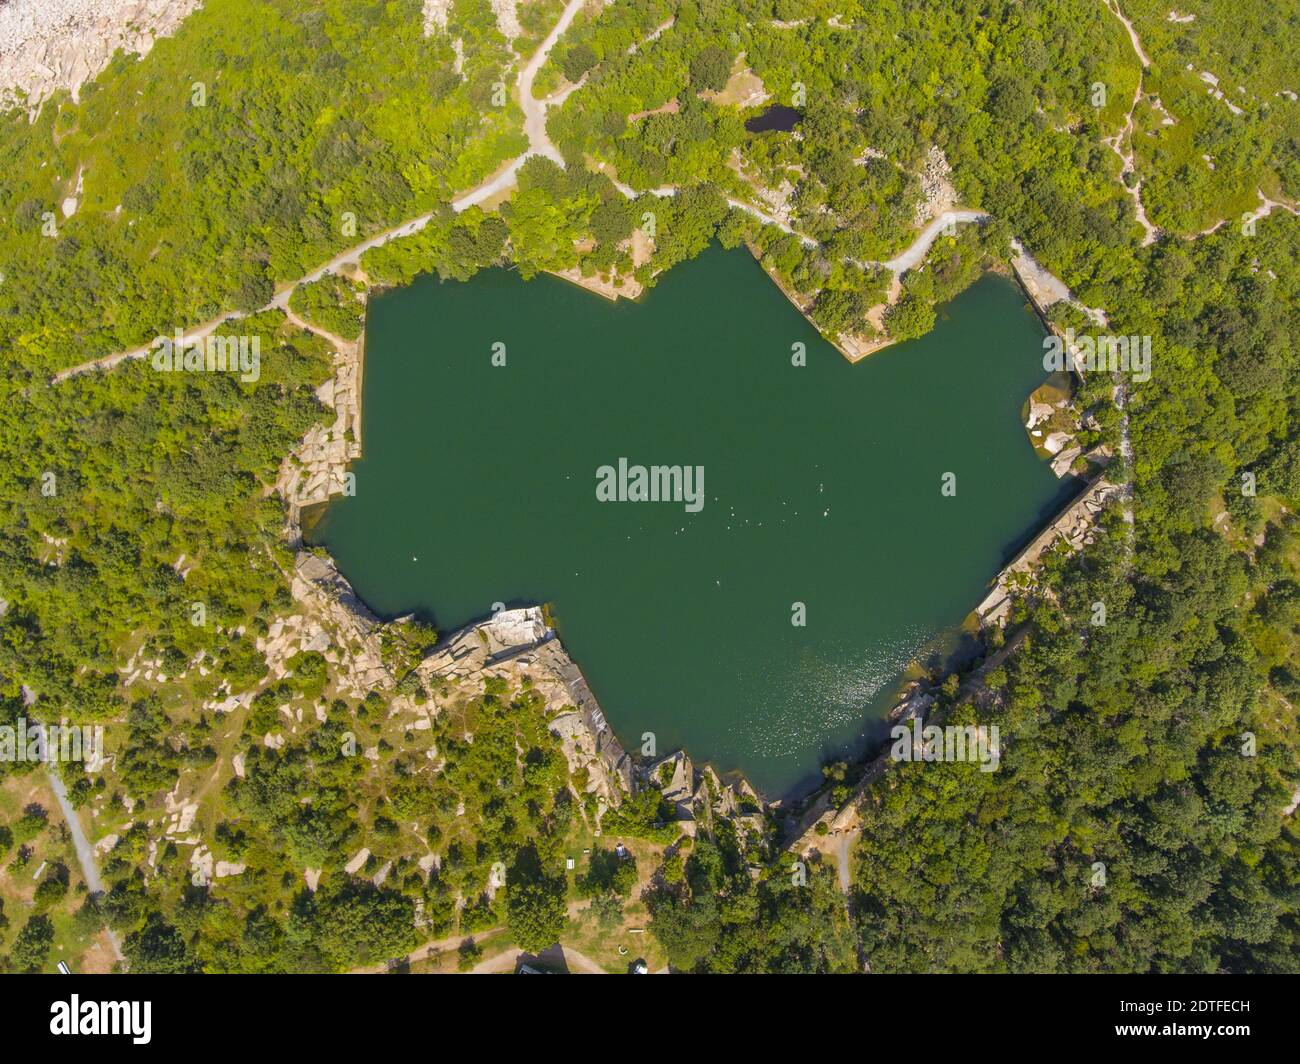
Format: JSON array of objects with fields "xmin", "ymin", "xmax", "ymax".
[{"xmin": 745, "ymin": 105, "xmax": 803, "ymax": 133}]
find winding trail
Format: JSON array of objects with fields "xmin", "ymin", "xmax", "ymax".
[
  {"xmin": 52, "ymin": 0, "xmax": 588, "ymax": 385},
  {"xmin": 878, "ymin": 210, "xmax": 986, "ymax": 272},
  {"xmin": 833, "ymin": 830, "xmax": 854, "ymax": 893},
  {"xmin": 1103, "ymin": 0, "xmax": 1151, "ymax": 66},
  {"xmin": 53, "ymin": 0, "xmax": 1149, "ymax": 388},
  {"xmin": 1091, "ymin": 1, "xmax": 1144, "ymax": 550},
  {"xmin": 606, "ymin": 173, "xmax": 989, "ymax": 276},
  {"xmin": 1194, "ymin": 190, "xmax": 1300, "ymax": 238},
  {"xmin": 518, "ymin": 0, "xmax": 585, "ymax": 164},
  {"xmin": 44, "ymin": 764, "xmax": 125, "ymax": 965},
  {"xmin": 1100, "ymin": 0, "xmax": 1158, "ymax": 247},
  {"xmin": 349, "ymin": 927, "xmax": 506, "ymax": 974}
]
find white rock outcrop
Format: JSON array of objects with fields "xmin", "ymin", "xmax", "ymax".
[
  {"xmin": 0, "ymin": 0, "xmax": 202, "ymax": 116},
  {"xmin": 490, "ymin": 0, "xmax": 522, "ymax": 40},
  {"xmin": 276, "ymin": 331, "xmax": 362, "ymax": 519},
  {"xmin": 422, "ymin": 0, "xmax": 451, "ymax": 35}
]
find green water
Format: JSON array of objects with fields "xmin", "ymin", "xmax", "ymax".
[{"xmin": 315, "ymin": 246, "xmax": 1076, "ymax": 796}]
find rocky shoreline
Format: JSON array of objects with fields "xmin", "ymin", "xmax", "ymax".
[
  {"xmin": 276, "ymin": 316, "xmax": 364, "ymax": 531},
  {"xmin": 416, "ymin": 605, "xmax": 770, "ymax": 838},
  {"xmin": 257, "ymin": 154, "xmax": 1128, "ymax": 855},
  {"xmin": 268, "ymin": 319, "xmax": 770, "ymax": 826},
  {"xmin": 265, "ymin": 241, "xmax": 1122, "ymax": 852},
  {"xmin": 289, "ymin": 550, "xmax": 771, "ymax": 836},
  {"xmin": 975, "ymin": 477, "xmax": 1123, "ymax": 625}
]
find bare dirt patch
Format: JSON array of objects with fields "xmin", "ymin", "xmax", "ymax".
[
  {"xmin": 629, "ymin": 98, "xmax": 679, "ymax": 122},
  {"xmin": 78, "ymin": 928, "xmax": 119, "ymax": 974},
  {"xmin": 707, "ymin": 63, "xmax": 769, "ymax": 108}
]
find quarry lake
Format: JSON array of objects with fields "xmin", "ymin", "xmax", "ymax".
[{"xmin": 314, "ymin": 245, "xmax": 1077, "ymax": 796}]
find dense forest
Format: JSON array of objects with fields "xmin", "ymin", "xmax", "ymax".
[{"xmin": 1, "ymin": 0, "xmax": 1298, "ymax": 972}]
